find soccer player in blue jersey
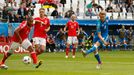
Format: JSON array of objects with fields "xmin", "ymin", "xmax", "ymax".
[{"xmin": 82, "ymin": 10, "xmax": 109, "ymax": 69}]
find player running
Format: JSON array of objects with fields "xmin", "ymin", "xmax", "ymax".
[
  {"xmin": 82, "ymin": 10, "xmax": 109, "ymax": 69},
  {"xmin": 0, "ymin": 17, "xmax": 42, "ymax": 69},
  {"xmin": 64, "ymin": 14, "xmax": 80, "ymax": 58},
  {"xmin": 33, "ymin": 8, "xmax": 50, "ymax": 55}
]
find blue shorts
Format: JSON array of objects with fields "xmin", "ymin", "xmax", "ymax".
[{"xmin": 93, "ymin": 35, "xmax": 108, "ymax": 45}]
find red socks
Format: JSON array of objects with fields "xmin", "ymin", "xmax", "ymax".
[
  {"xmin": 66, "ymin": 48, "xmax": 69, "ymax": 56},
  {"xmin": 30, "ymin": 52, "xmax": 38, "ymax": 64},
  {"xmin": 1, "ymin": 52, "xmax": 12, "ymax": 65},
  {"xmin": 1, "ymin": 53, "xmax": 7, "ymax": 64},
  {"xmin": 72, "ymin": 48, "xmax": 76, "ymax": 56},
  {"xmin": 66, "ymin": 48, "xmax": 76, "ymax": 56}
]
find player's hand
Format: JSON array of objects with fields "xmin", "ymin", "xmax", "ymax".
[
  {"xmin": 41, "ymin": 21, "xmax": 45, "ymax": 25},
  {"xmin": 104, "ymin": 41, "xmax": 109, "ymax": 46},
  {"xmin": 44, "ymin": 29, "xmax": 48, "ymax": 32}
]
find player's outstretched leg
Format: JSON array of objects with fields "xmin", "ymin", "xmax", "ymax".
[
  {"xmin": 28, "ymin": 46, "xmax": 42, "ymax": 68},
  {"xmin": 81, "ymin": 49, "xmax": 87, "ymax": 57},
  {"xmin": 0, "ymin": 52, "xmax": 12, "ymax": 70},
  {"xmin": 34, "ymin": 45, "xmax": 42, "ymax": 56},
  {"xmin": 30, "ymin": 52, "xmax": 43, "ymax": 68},
  {"xmin": 81, "ymin": 45, "xmax": 98, "ymax": 57}
]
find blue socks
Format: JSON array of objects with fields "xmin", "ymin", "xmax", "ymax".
[
  {"xmin": 86, "ymin": 45, "xmax": 97, "ymax": 54},
  {"xmin": 95, "ymin": 53, "xmax": 101, "ymax": 64},
  {"xmin": 85, "ymin": 45, "xmax": 101, "ymax": 64}
]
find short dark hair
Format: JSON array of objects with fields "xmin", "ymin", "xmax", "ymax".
[{"xmin": 27, "ymin": 16, "xmax": 33, "ymax": 21}]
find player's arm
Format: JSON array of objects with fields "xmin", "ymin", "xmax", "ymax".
[
  {"xmin": 64, "ymin": 24, "xmax": 68, "ymax": 34},
  {"xmin": 45, "ymin": 19, "xmax": 50, "ymax": 32},
  {"xmin": 98, "ymin": 32, "xmax": 104, "ymax": 42},
  {"xmin": 98, "ymin": 32, "xmax": 108, "ymax": 45},
  {"xmin": 64, "ymin": 25, "xmax": 67, "ymax": 32},
  {"xmin": 14, "ymin": 27, "xmax": 22, "ymax": 44},
  {"xmin": 33, "ymin": 18, "xmax": 45, "ymax": 24},
  {"xmin": 33, "ymin": 20, "xmax": 45, "ymax": 24},
  {"xmin": 83, "ymin": 31, "xmax": 88, "ymax": 37},
  {"xmin": 77, "ymin": 25, "xmax": 80, "ymax": 36},
  {"xmin": 45, "ymin": 26, "xmax": 50, "ymax": 32}
]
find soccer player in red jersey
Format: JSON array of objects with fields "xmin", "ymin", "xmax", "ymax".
[
  {"xmin": 0, "ymin": 17, "xmax": 42, "ymax": 69},
  {"xmin": 64, "ymin": 14, "xmax": 80, "ymax": 58},
  {"xmin": 33, "ymin": 8, "xmax": 50, "ymax": 55}
]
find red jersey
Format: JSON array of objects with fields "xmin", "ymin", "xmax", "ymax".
[
  {"xmin": 12, "ymin": 21, "xmax": 32, "ymax": 42},
  {"xmin": 33, "ymin": 17, "xmax": 50, "ymax": 38},
  {"xmin": 66, "ymin": 21, "xmax": 79, "ymax": 36}
]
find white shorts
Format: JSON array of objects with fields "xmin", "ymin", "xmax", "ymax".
[
  {"xmin": 10, "ymin": 39, "xmax": 32, "ymax": 50},
  {"xmin": 67, "ymin": 36, "xmax": 78, "ymax": 45},
  {"xmin": 33, "ymin": 37, "xmax": 46, "ymax": 46}
]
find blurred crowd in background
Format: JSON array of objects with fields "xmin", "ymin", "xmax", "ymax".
[{"xmin": 0, "ymin": 0, "xmax": 134, "ymax": 22}]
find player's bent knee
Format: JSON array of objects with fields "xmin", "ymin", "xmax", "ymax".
[
  {"xmin": 40, "ymin": 50, "xmax": 44, "ymax": 53},
  {"xmin": 95, "ymin": 42, "xmax": 100, "ymax": 47},
  {"xmin": 27, "ymin": 46, "xmax": 34, "ymax": 52},
  {"xmin": 66, "ymin": 43, "xmax": 70, "ymax": 48},
  {"xmin": 73, "ymin": 43, "xmax": 78, "ymax": 48},
  {"xmin": 34, "ymin": 44, "xmax": 40, "ymax": 49},
  {"xmin": 93, "ymin": 50, "xmax": 98, "ymax": 54}
]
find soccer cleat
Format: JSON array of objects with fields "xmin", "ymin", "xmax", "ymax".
[
  {"xmin": 65, "ymin": 56, "xmax": 68, "ymax": 58},
  {"xmin": 72, "ymin": 56, "xmax": 75, "ymax": 58},
  {"xmin": 96, "ymin": 64, "xmax": 101, "ymax": 69},
  {"xmin": 35, "ymin": 61, "xmax": 42, "ymax": 68},
  {"xmin": 81, "ymin": 49, "xmax": 87, "ymax": 57},
  {"xmin": 0, "ymin": 64, "xmax": 8, "ymax": 70}
]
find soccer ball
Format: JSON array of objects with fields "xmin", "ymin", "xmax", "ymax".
[{"xmin": 22, "ymin": 56, "xmax": 31, "ymax": 64}]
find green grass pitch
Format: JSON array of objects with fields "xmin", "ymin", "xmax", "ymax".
[{"xmin": 0, "ymin": 51, "xmax": 134, "ymax": 75}]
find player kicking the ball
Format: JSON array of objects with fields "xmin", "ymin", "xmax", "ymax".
[
  {"xmin": 0, "ymin": 17, "xmax": 42, "ymax": 69},
  {"xmin": 82, "ymin": 10, "xmax": 109, "ymax": 69},
  {"xmin": 64, "ymin": 14, "xmax": 80, "ymax": 58},
  {"xmin": 33, "ymin": 8, "xmax": 50, "ymax": 56}
]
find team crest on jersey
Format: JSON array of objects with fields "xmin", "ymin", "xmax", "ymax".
[
  {"xmin": 26, "ymin": 31, "xmax": 29, "ymax": 34},
  {"xmin": 74, "ymin": 23, "xmax": 76, "ymax": 26},
  {"xmin": 71, "ymin": 25, "xmax": 74, "ymax": 29},
  {"xmin": 104, "ymin": 25, "xmax": 106, "ymax": 29},
  {"xmin": 44, "ymin": 20, "xmax": 47, "ymax": 25}
]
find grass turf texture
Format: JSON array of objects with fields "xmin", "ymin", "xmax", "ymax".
[{"xmin": 0, "ymin": 51, "xmax": 134, "ymax": 75}]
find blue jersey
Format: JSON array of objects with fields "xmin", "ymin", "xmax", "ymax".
[
  {"xmin": 93, "ymin": 17, "xmax": 109, "ymax": 44},
  {"xmin": 96, "ymin": 18, "xmax": 108, "ymax": 37}
]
